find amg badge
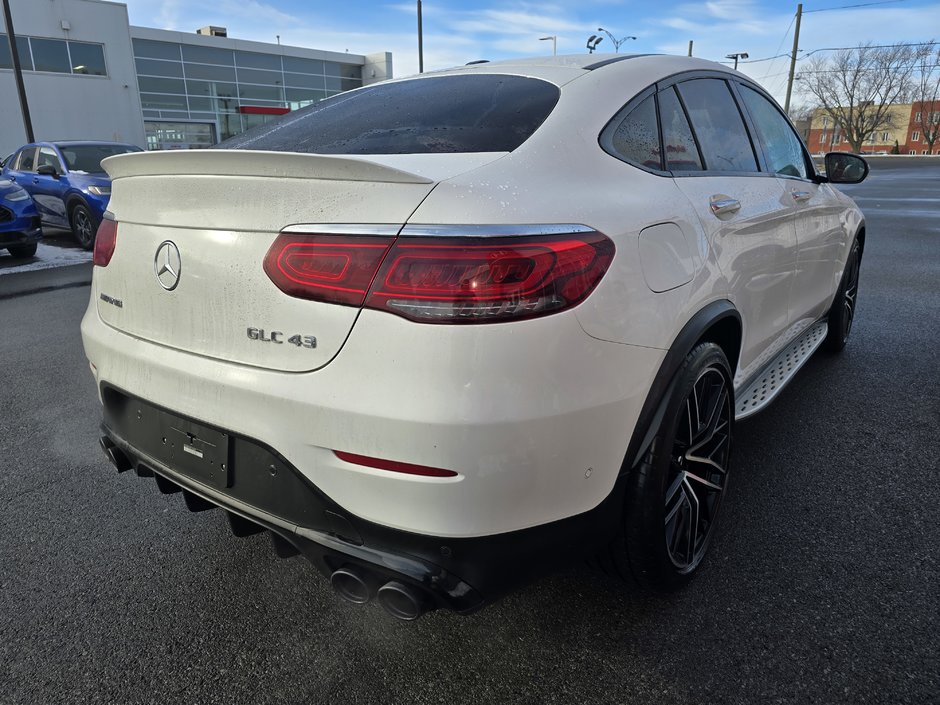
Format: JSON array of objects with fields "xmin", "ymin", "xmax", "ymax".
[{"xmin": 247, "ymin": 327, "xmax": 316, "ymax": 349}]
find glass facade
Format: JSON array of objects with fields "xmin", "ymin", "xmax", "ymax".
[
  {"xmin": 132, "ymin": 38, "xmax": 364, "ymax": 147},
  {"xmin": 0, "ymin": 35, "xmax": 106, "ymax": 75}
]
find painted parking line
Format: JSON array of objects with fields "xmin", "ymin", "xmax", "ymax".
[{"xmin": 0, "ymin": 242, "xmax": 93, "ymax": 276}]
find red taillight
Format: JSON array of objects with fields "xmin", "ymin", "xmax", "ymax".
[
  {"xmin": 263, "ymin": 234, "xmax": 394, "ymax": 306},
  {"xmin": 93, "ymin": 218, "xmax": 118, "ymax": 267},
  {"xmin": 367, "ymin": 233, "xmax": 614, "ymax": 323},
  {"xmin": 334, "ymin": 450, "xmax": 458, "ymax": 478},
  {"xmin": 263, "ymin": 230, "xmax": 614, "ymax": 323}
]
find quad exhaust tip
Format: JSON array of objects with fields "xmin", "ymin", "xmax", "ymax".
[
  {"xmin": 330, "ymin": 568, "xmax": 373, "ymax": 605},
  {"xmin": 376, "ymin": 580, "xmax": 429, "ymax": 621}
]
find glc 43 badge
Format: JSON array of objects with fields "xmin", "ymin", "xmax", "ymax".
[{"xmin": 247, "ymin": 327, "xmax": 316, "ymax": 348}]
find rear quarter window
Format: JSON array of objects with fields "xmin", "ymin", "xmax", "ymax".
[{"xmin": 217, "ymin": 74, "xmax": 561, "ymax": 154}]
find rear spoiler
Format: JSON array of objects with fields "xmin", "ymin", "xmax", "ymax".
[{"xmin": 102, "ymin": 149, "xmax": 435, "ymax": 185}]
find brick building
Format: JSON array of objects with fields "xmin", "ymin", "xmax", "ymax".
[
  {"xmin": 805, "ymin": 103, "xmax": 939, "ymax": 155},
  {"xmin": 904, "ymin": 100, "xmax": 940, "ymax": 155}
]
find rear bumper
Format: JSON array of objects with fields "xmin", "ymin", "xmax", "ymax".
[
  {"xmin": 82, "ymin": 290, "xmax": 663, "ymax": 538},
  {"xmin": 98, "ymin": 389, "xmax": 629, "ymax": 613}
]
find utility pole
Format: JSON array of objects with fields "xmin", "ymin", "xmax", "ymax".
[
  {"xmin": 417, "ymin": 0, "xmax": 424, "ymax": 73},
  {"xmin": 687, "ymin": 40, "xmax": 693, "ymax": 57},
  {"xmin": 2, "ymin": 0, "xmax": 34, "ymax": 143},
  {"xmin": 784, "ymin": 3, "xmax": 803, "ymax": 114}
]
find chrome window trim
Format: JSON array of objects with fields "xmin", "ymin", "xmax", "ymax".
[
  {"xmin": 280, "ymin": 224, "xmax": 402, "ymax": 236},
  {"xmin": 399, "ymin": 224, "xmax": 596, "ymax": 238},
  {"xmin": 280, "ymin": 224, "xmax": 596, "ymax": 238}
]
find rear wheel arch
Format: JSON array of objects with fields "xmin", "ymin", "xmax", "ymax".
[{"xmin": 622, "ymin": 300, "xmax": 741, "ymax": 473}]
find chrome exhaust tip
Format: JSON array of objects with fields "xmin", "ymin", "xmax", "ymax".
[
  {"xmin": 376, "ymin": 581, "xmax": 428, "ymax": 621},
  {"xmin": 330, "ymin": 568, "xmax": 372, "ymax": 605}
]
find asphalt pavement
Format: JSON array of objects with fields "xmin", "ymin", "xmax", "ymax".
[{"xmin": 1, "ymin": 158, "xmax": 937, "ymax": 705}]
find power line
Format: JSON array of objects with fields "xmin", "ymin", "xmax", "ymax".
[{"xmin": 804, "ymin": 0, "xmax": 908, "ymax": 12}]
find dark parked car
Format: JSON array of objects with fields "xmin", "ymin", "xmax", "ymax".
[
  {"xmin": 0, "ymin": 177, "xmax": 42, "ymax": 259},
  {"xmin": 1, "ymin": 141, "xmax": 142, "ymax": 249}
]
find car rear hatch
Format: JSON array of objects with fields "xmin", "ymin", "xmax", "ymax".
[{"xmin": 93, "ymin": 149, "xmax": 503, "ymax": 372}]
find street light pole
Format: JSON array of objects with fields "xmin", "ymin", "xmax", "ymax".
[
  {"xmin": 417, "ymin": 0, "xmax": 424, "ymax": 73},
  {"xmin": 1, "ymin": 0, "xmax": 34, "ymax": 142},
  {"xmin": 539, "ymin": 35, "xmax": 557, "ymax": 56},
  {"xmin": 725, "ymin": 52, "xmax": 749, "ymax": 70},
  {"xmin": 596, "ymin": 27, "xmax": 636, "ymax": 53}
]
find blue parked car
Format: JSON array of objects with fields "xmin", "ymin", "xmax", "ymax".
[
  {"xmin": 2, "ymin": 141, "xmax": 142, "ymax": 249},
  {"xmin": 0, "ymin": 177, "xmax": 42, "ymax": 259}
]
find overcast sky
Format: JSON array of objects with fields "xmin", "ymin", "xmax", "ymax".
[{"xmin": 118, "ymin": 0, "xmax": 940, "ymax": 105}]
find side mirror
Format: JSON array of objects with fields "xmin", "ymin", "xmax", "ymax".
[
  {"xmin": 823, "ymin": 152, "xmax": 869, "ymax": 184},
  {"xmin": 37, "ymin": 164, "xmax": 59, "ymax": 178}
]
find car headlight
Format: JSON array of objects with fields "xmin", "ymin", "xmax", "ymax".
[
  {"xmin": 87, "ymin": 185, "xmax": 111, "ymax": 196},
  {"xmin": 2, "ymin": 184, "xmax": 30, "ymax": 201}
]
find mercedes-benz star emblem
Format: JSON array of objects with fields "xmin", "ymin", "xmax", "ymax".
[{"xmin": 154, "ymin": 241, "xmax": 182, "ymax": 291}]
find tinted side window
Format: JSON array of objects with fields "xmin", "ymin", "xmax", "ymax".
[
  {"xmin": 38, "ymin": 147, "xmax": 63, "ymax": 172},
  {"xmin": 219, "ymin": 75, "xmax": 561, "ymax": 155},
  {"xmin": 676, "ymin": 79, "xmax": 757, "ymax": 172},
  {"xmin": 739, "ymin": 85, "xmax": 809, "ymax": 179},
  {"xmin": 658, "ymin": 87, "xmax": 702, "ymax": 171},
  {"xmin": 609, "ymin": 95, "xmax": 662, "ymax": 170},
  {"xmin": 16, "ymin": 148, "xmax": 37, "ymax": 172}
]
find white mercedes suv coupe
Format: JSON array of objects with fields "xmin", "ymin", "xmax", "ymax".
[{"xmin": 82, "ymin": 54, "xmax": 867, "ymax": 620}]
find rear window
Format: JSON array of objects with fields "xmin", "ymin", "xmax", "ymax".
[
  {"xmin": 57, "ymin": 144, "xmax": 142, "ymax": 173},
  {"xmin": 218, "ymin": 74, "xmax": 561, "ymax": 154}
]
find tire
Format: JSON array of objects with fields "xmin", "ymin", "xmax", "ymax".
[
  {"xmin": 69, "ymin": 202, "xmax": 97, "ymax": 250},
  {"xmin": 823, "ymin": 238, "xmax": 861, "ymax": 353},
  {"xmin": 7, "ymin": 243, "xmax": 38, "ymax": 259},
  {"xmin": 602, "ymin": 343, "xmax": 734, "ymax": 591}
]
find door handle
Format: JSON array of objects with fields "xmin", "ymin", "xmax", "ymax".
[
  {"xmin": 709, "ymin": 197, "xmax": 741, "ymax": 217},
  {"xmin": 791, "ymin": 190, "xmax": 812, "ymax": 202}
]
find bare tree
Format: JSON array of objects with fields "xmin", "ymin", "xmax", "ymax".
[
  {"xmin": 798, "ymin": 42, "xmax": 924, "ymax": 153},
  {"xmin": 911, "ymin": 42, "xmax": 940, "ymax": 153}
]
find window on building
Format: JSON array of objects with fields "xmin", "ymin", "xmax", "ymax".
[
  {"xmin": 915, "ymin": 111, "xmax": 922, "ymax": 122},
  {"xmin": 29, "ymin": 37, "xmax": 71, "ymax": 73},
  {"xmin": 181, "ymin": 44, "xmax": 234, "ymax": 66},
  {"xmin": 932, "ymin": 112, "xmax": 940, "ymax": 124},
  {"xmin": 68, "ymin": 41, "xmax": 106, "ymax": 75},
  {"xmin": 676, "ymin": 78, "xmax": 757, "ymax": 172},
  {"xmin": 822, "ymin": 116, "xmax": 829, "ymax": 128},
  {"xmin": 882, "ymin": 131, "xmax": 889, "ymax": 142},
  {"xmin": 820, "ymin": 132, "xmax": 826, "ymax": 143},
  {"xmin": 234, "ymin": 51, "xmax": 281, "ymax": 71},
  {"xmin": 924, "ymin": 150, "xmax": 929, "ymax": 154},
  {"xmin": 135, "ymin": 57, "xmax": 183, "ymax": 77},
  {"xmin": 909, "ymin": 150, "xmax": 915, "ymax": 154},
  {"xmin": 0, "ymin": 35, "xmax": 33, "ymax": 71},
  {"xmin": 133, "ymin": 39, "xmax": 182, "ymax": 61},
  {"xmin": 912, "ymin": 131, "xmax": 919, "ymax": 141}
]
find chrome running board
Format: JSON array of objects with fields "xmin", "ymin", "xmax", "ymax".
[{"xmin": 735, "ymin": 321, "xmax": 828, "ymax": 420}]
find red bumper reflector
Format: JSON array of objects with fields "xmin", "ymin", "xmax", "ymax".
[
  {"xmin": 93, "ymin": 218, "xmax": 118, "ymax": 267},
  {"xmin": 334, "ymin": 450, "xmax": 458, "ymax": 478}
]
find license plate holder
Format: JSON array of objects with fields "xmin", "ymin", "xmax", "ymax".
[{"xmin": 110, "ymin": 398, "xmax": 232, "ymax": 490}]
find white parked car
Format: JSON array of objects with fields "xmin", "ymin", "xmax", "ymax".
[{"xmin": 82, "ymin": 54, "xmax": 867, "ymax": 620}]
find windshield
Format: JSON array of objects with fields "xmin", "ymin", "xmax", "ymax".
[
  {"xmin": 57, "ymin": 144, "xmax": 142, "ymax": 173},
  {"xmin": 218, "ymin": 74, "xmax": 561, "ymax": 155}
]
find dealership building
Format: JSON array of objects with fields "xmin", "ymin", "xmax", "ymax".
[{"xmin": 0, "ymin": 0, "xmax": 393, "ymax": 155}]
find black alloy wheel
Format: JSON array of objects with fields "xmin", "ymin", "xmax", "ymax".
[
  {"xmin": 70, "ymin": 203, "xmax": 96, "ymax": 250},
  {"xmin": 663, "ymin": 366, "xmax": 732, "ymax": 572},
  {"xmin": 824, "ymin": 239, "xmax": 861, "ymax": 352},
  {"xmin": 601, "ymin": 342, "xmax": 734, "ymax": 591}
]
